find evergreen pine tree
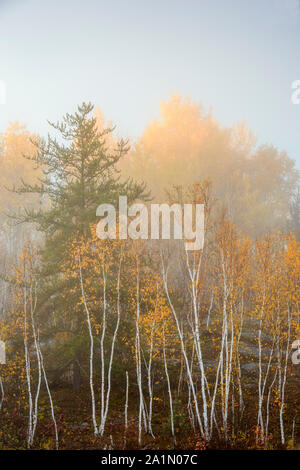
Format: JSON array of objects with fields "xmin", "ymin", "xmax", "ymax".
[{"xmin": 15, "ymin": 102, "xmax": 148, "ymax": 389}]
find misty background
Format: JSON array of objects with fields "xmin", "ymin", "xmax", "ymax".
[{"xmin": 0, "ymin": 0, "xmax": 300, "ymax": 167}]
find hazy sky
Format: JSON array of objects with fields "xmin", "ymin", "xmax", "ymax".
[{"xmin": 1, "ymin": 0, "xmax": 300, "ymax": 167}]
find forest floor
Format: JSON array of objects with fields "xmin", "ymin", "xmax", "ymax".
[{"xmin": 0, "ymin": 381, "xmax": 299, "ymax": 450}]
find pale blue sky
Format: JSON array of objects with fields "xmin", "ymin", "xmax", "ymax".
[{"xmin": 0, "ymin": 0, "xmax": 300, "ymax": 167}]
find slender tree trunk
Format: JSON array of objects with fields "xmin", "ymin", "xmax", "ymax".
[
  {"xmin": 135, "ymin": 257, "xmax": 146, "ymax": 445},
  {"xmin": 100, "ymin": 259, "xmax": 106, "ymax": 429},
  {"xmin": 279, "ymin": 304, "xmax": 291, "ymax": 445},
  {"xmin": 163, "ymin": 320, "xmax": 176, "ymax": 447},
  {"xmin": 147, "ymin": 318, "xmax": 155, "ymax": 438},
  {"xmin": 79, "ymin": 257, "xmax": 98, "ymax": 436},
  {"xmin": 123, "ymin": 371, "xmax": 129, "ymax": 449},
  {"xmin": 99, "ymin": 248, "xmax": 123, "ymax": 435},
  {"xmin": 161, "ymin": 253, "xmax": 204, "ymax": 438},
  {"xmin": 0, "ymin": 374, "xmax": 4, "ymax": 411}
]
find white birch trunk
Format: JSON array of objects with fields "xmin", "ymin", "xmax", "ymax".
[
  {"xmin": 163, "ymin": 320, "xmax": 176, "ymax": 447},
  {"xmin": 99, "ymin": 248, "xmax": 123, "ymax": 435},
  {"xmin": 161, "ymin": 253, "xmax": 205, "ymax": 438},
  {"xmin": 79, "ymin": 257, "xmax": 98, "ymax": 436},
  {"xmin": 123, "ymin": 370, "xmax": 129, "ymax": 449}
]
